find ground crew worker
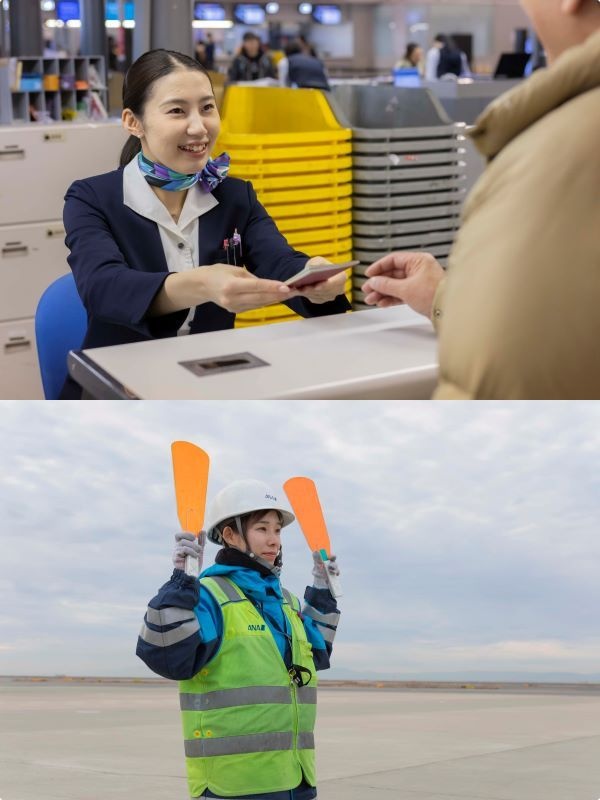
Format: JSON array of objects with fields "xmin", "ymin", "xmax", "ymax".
[{"xmin": 137, "ymin": 479, "xmax": 341, "ymax": 799}]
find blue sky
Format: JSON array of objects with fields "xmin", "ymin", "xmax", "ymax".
[{"xmin": 1, "ymin": 401, "xmax": 599, "ymax": 680}]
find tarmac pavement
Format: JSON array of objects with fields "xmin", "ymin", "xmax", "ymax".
[{"xmin": 1, "ymin": 678, "xmax": 599, "ymax": 800}]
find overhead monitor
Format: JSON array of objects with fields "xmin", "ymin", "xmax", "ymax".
[
  {"xmin": 194, "ymin": 3, "xmax": 227, "ymax": 21},
  {"xmin": 312, "ymin": 4, "xmax": 341, "ymax": 24},
  {"xmin": 234, "ymin": 4, "xmax": 266, "ymax": 24},
  {"xmin": 105, "ymin": 1, "xmax": 135, "ymax": 20},
  {"xmin": 56, "ymin": 0, "xmax": 80, "ymax": 21}
]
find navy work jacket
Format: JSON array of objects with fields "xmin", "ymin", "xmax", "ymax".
[{"xmin": 63, "ymin": 169, "xmax": 350, "ymax": 349}]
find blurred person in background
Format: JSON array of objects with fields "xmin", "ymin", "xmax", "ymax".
[
  {"xmin": 228, "ymin": 32, "xmax": 277, "ymax": 82},
  {"xmin": 298, "ymin": 34, "xmax": 318, "ymax": 58},
  {"xmin": 425, "ymin": 34, "xmax": 470, "ymax": 80},
  {"xmin": 194, "ymin": 40, "xmax": 210, "ymax": 69},
  {"xmin": 278, "ymin": 39, "xmax": 330, "ymax": 90},
  {"xmin": 396, "ymin": 42, "xmax": 425, "ymax": 75},
  {"xmin": 361, "ymin": 0, "xmax": 600, "ymax": 399},
  {"xmin": 205, "ymin": 32, "xmax": 216, "ymax": 71}
]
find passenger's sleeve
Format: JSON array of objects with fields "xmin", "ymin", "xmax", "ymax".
[
  {"xmin": 431, "ymin": 275, "xmax": 447, "ymax": 334},
  {"xmin": 63, "ymin": 179, "xmax": 187, "ymax": 337},
  {"xmin": 301, "ymin": 586, "xmax": 340, "ymax": 671},
  {"xmin": 242, "ymin": 181, "xmax": 351, "ymax": 318},
  {"xmin": 136, "ymin": 570, "xmax": 222, "ymax": 680}
]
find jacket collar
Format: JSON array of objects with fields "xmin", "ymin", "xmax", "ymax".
[
  {"xmin": 470, "ymin": 28, "xmax": 600, "ymax": 159},
  {"xmin": 122, "ymin": 155, "xmax": 218, "ymax": 232},
  {"xmin": 202, "ymin": 551, "xmax": 284, "ymax": 603}
]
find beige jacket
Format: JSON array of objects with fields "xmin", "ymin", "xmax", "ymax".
[{"xmin": 432, "ymin": 30, "xmax": 600, "ymax": 399}]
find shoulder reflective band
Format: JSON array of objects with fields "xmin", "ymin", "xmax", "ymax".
[
  {"xmin": 145, "ymin": 606, "xmax": 196, "ymax": 626},
  {"xmin": 139, "ymin": 618, "xmax": 199, "ymax": 647},
  {"xmin": 185, "ymin": 731, "xmax": 296, "ymax": 758},
  {"xmin": 281, "ymin": 587, "xmax": 294, "ymax": 607},
  {"xmin": 180, "ymin": 685, "xmax": 317, "ymax": 711},
  {"xmin": 206, "ymin": 575, "xmax": 247, "ymax": 603}
]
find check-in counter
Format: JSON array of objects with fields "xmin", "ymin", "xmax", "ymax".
[{"xmin": 68, "ymin": 306, "xmax": 439, "ymax": 400}]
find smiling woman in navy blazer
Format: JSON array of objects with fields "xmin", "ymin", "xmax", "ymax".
[{"xmin": 61, "ymin": 48, "xmax": 350, "ymax": 398}]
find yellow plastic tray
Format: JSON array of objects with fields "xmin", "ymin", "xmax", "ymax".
[
  {"xmin": 277, "ymin": 211, "xmax": 352, "ymax": 233},
  {"xmin": 307, "ymin": 248, "xmax": 353, "ymax": 262},
  {"xmin": 263, "ymin": 196, "xmax": 352, "ymax": 219},
  {"xmin": 248, "ymin": 171, "xmax": 352, "ymax": 192},
  {"xmin": 286, "ymin": 225, "xmax": 352, "ymax": 248},
  {"xmin": 219, "ymin": 86, "xmax": 349, "ymax": 136},
  {"xmin": 223, "ymin": 140, "xmax": 352, "ymax": 162},
  {"xmin": 235, "ymin": 314, "xmax": 299, "ymax": 328},
  {"xmin": 228, "ymin": 155, "xmax": 353, "ymax": 178},
  {"xmin": 257, "ymin": 182, "xmax": 353, "ymax": 207}
]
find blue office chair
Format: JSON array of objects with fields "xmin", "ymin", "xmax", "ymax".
[{"xmin": 35, "ymin": 273, "xmax": 87, "ymax": 400}]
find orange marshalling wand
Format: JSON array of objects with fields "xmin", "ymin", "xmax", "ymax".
[
  {"xmin": 283, "ymin": 476, "xmax": 342, "ymax": 597},
  {"xmin": 171, "ymin": 441, "xmax": 210, "ymax": 577}
]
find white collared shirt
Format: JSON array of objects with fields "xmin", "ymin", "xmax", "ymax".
[{"xmin": 123, "ymin": 156, "xmax": 219, "ymax": 334}]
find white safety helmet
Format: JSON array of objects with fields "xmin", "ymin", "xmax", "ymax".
[{"xmin": 205, "ymin": 479, "xmax": 295, "ymax": 545}]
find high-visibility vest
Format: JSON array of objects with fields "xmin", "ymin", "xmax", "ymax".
[{"xmin": 179, "ymin": 575, "xmax": 318, "ymax": 798}]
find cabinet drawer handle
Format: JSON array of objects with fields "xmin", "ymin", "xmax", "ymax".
[
  {"xmin": 2, "ymin": 245, "xmax": 28, "ymax": 257},
  {"xmin": 0, "ymin": 148, "xmax": 25, "ymax": 160},
  {"xmin": 4, "ymin": 338, "xmax": 31, "ymax": 352}
]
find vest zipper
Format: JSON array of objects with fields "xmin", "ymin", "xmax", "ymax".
[{"xmin": 289, "ymin": 669, "xmax": 300, "ymax": 760}]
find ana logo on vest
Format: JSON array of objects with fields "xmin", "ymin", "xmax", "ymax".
[{"xmin": 248, "ymin": 624, "xmax": 266, "ymax": 631}]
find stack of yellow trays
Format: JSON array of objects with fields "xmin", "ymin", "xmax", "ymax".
[{"xmin": 214, "ymin": 87, "xmax": 353, "ymax": 328}]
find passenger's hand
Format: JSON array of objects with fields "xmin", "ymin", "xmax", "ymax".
[
  {"xmin": 361, "ymin": 252, "xmax": 445, "ymax": 319},
  {"xmin": 199, "ymin": 264, "xmax": 299, "ymax": 313},
  {"xmin": 293, "ymin": 257, "xmax": 348, "ymax": 304}
]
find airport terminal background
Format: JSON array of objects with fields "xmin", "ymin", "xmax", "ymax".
[{"xmin": 0, "ymin": 1, "xmax": 548, "ymax": 399}]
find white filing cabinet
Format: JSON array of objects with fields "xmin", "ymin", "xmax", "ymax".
[
  {"xmin": 0, "ymin": 121, "xmax": 127, "ymax": 223},
  {"xmin": 0, "ymin": 120, "xmax": 127, "ymax": 398}
]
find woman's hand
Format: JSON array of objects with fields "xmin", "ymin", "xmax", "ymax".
[
  {"xmin": 152, "ymin": 264, "xmax": 299, "ymax": 316},
  {"xmin": 172, "ymin": 531, "xmax": 206, "ymax": 572},
  {"xmin": 293, "ymin": 257, "xmax": 348, "ymax": 305},
  {"xmin": 199, "ymin": 264, "xmax": 299, "ymax": 313}
]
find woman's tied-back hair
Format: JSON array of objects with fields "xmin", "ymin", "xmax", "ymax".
[{"xmin": 119, "ymin": 48, "xmax": 214, "ymax": 168}]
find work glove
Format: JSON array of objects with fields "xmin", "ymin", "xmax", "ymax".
[
  {"xmin": 311, "ymin": 550, "xmax": 340, "ymax": 590},
  {"xmin": 172, "ymin": 531, "xmax": 206, "ymax": 572}
]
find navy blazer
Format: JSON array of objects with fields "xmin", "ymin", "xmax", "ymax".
[{"xmin": 63, "ymin": 169, "xmax": 350, "ymax": 352}]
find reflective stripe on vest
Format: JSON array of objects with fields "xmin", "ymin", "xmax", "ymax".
[
  {"xmin": 180, "ymin": 685, "xmax": 317, "ymax": 711},
  {"xmin": 184, "ymin": 730, "xmax": 316, "ymax": 758}
]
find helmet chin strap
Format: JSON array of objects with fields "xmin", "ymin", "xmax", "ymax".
[{"xmin": 235, "ymin": 514, "xmax": 282, "ymax": 577}]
